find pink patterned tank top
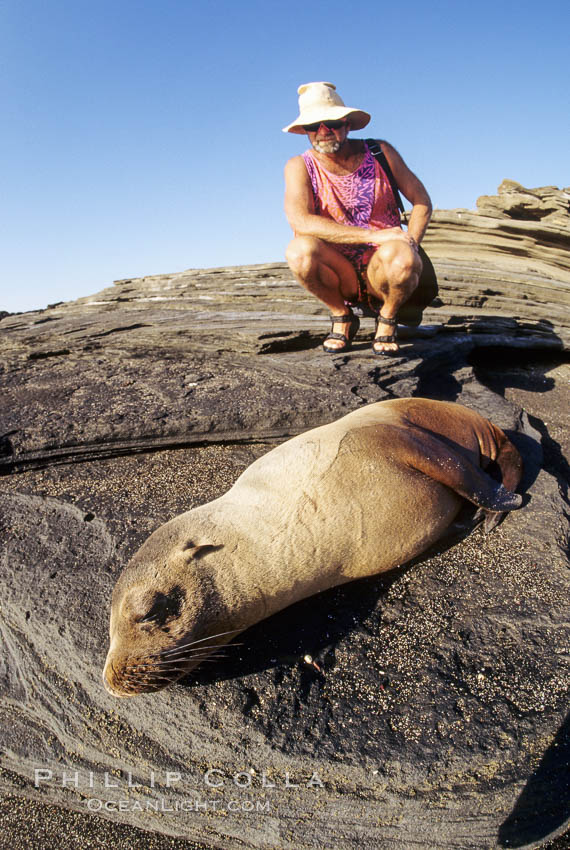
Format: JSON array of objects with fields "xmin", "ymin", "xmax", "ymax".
[{"xmin": 302, "ymin": 143, "xmax": 401, "ymax": 265}]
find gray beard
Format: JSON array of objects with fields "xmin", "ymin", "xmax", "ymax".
[{"xmin": 312, "ymin": 138, "xmax": 341, "ymax": 154}]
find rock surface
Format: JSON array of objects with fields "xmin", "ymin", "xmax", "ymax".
[
  {"xmin": 1, "ymin": 185, "xmax": 569, "ymax": 849},
  {"xmin": 477, "ymin": 180, "xmax": 570, "ymax": 231}
]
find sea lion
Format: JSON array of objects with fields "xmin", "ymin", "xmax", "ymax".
[{"xmin": 103, "ymin": 398, "xmax": 523, "ymax": 697}]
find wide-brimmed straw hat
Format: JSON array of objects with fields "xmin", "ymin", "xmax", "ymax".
[{"xmin": 282, "ymin": 81, "xmax": 371, "ymax": 135}]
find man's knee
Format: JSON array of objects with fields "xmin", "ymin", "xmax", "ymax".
[
  {"xmin": 285, "ymin": 236, "xmax": 323, "ymax": 276},
  {"xmin": 392, "ymin": 254, "xmax": 420, "ymax": 286},
  {"xmin": 375, "ymin": 243, "xmax": 421, "ymax": 287}
]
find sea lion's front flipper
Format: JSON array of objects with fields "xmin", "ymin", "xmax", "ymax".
[{"xmin": 399, "ymin": 427, "xmax": 523, "ymax": 513}]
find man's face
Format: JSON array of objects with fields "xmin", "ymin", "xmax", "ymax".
[{"xmin": 305, "ymin": 120, "xmax": 348, "ymax": 154}]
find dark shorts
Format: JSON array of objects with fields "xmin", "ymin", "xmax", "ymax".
[{"xmin": 343, "ymin": 248, "xmax": 382, "ymax": 317}]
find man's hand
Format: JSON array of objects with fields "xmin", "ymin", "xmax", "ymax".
[{"xmin": 368, "ymin": 228, "xmax": 419, "ymax": 251}]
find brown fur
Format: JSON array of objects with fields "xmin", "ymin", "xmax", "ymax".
[{"xmin": 103, "ymin": 399, "xmax": 523, "ymax": 697}]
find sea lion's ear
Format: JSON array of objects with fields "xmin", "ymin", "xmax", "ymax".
[{"xmin": 182, "ymin": 541, "xmax": 224, "ymax": 560}]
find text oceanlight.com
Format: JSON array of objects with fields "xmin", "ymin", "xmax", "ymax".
[{"xmin": 86, "ymin": 797, "xmax": 271, "ymax": 813}]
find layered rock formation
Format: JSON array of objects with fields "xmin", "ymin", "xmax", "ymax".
[
  {"xmin": 477, "ymin": 180, "xmax": 570, "ymax": 231},
  {"xmin": 1, "ymin": 184, "xmax": 569, "ymax": 849}
]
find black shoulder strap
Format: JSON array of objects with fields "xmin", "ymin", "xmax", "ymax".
[{"xmin": 365, "ymin": 138, "xmax": 405, "ymax": 215}]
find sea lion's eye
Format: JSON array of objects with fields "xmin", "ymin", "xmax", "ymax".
[
  {"xmin": 138, "ymin": 611, "xmax": 159, "ymax": 624},
  {"xmin": 136, "ymin": 586, "xmax": 185, "ymax": 629}
]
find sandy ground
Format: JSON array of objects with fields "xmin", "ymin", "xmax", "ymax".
[{"xmin": 1, "ymin": 358, "xmax": 568, "ymax": 850}]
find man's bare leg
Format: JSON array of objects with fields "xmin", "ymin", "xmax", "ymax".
[
  {"xmin": 286, "ymin": 236, "xmax": 360, "ymax": 351},
  {"xmin": 366, "ymin": 240, "xmax": 422, "ymax": 353}
]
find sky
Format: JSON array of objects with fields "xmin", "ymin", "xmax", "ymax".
[{"xmin": 1, "ymin": 0, "xmax": 569, "ymax": 313}]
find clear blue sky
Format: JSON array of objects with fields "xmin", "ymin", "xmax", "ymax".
[{"xmin": 1, "ymin": 0, "xmax": 569, "ymax": 312}]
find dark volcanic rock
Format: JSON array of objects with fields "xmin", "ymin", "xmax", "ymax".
[{"xmin": 1, "ymin": 187, "xmax": 569, "ymax": 849}]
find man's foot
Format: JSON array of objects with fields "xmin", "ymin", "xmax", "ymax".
[
  {"xmin": 323, "ymin": 312, "xmax": 360, "ymax": 353},
  {"xmin": 372, "ymin": 313, "xmax": 399, "ymax": 355}
]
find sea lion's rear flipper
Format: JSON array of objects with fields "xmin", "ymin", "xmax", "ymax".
[
  {"xmin": 398, "ymin": 427, "xmax": 523, "ymax": 514},
  {"xmin": 476, "ymin": 429, "xmax": 525, "ymax": 532}
]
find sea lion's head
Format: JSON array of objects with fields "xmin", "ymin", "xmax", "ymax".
[{"xmin": 103, "ymin": 519, "xmax": 235, "ymax": 697}]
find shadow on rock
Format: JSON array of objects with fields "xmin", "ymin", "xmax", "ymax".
[
  {"xmin": 470, "ymin": 347, "xmax": 563, "ymax": 396},
  {"xmin": 257, "ymin": 330, "xmax": 322, "ymax": 354},
  {"xmin": 181, "ymin": 570, "xmax": 396, "ymax": 686},
  {"xmin": 498, "ymin": 712, "xmax": 570, "ymax": 848},
  {"xmin": 504, "ymin": 411, "xmax": 543, "ymax": 494},
  {"xmin": 524, "ymin": 413, "xmax": 570, "ymax": 513},
  {"xmin": 413, "ymin": 359, "xmax": 465, "ymax": 401}
]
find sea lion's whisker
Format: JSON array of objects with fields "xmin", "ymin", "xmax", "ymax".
[
  {"xmin": 158, "ymin": 642, "xmax": 241, "ymax": 662},
  {"xmin": 124, "ymin": 665, "xmax": 178, "ymax": 679},
  {"xmin": 155, "ymin": 656, "xmax": 226, "ymax": 670},
  {"xmin": 187, "ymin": 657, "xmax": 225, "ymax": 664},
  {"xmin": 159, "ymin": 645, "xmax": 221, "ymax": 658},
  {"xmin": 121, "ymin": 673, "xmax": 157, "ymax": 683},
  {"xmin": 123, "ymin": 655, "xmax": 227, "ymax": 675},
  {"xmin": 122, "ymin": 667, "xmax": 175, "ymax": 683},
  {"xmin": 157, "ymin": 651, "xmax": 226, "ymax": 662},
  {"xmin": 153, "ymin": 652, "xmax": 226, "ymax": 667},
  {"xmin": 152, "ymin": 647, "xmax": 225, "ymax": 660},
  {"xmin": 148, "ymin": 661, "xmax": 189, "ymax": 672},
  {"xmin": 159, "ymin": 630, "xmax": 241, "ymax": 656},
  {"xmin": 134, "ymin": 674, "xmax": 173, "ymax": 685},
  {"xmin": 156, "ymin": 650, "xmax": 218, "ymax": 663}
]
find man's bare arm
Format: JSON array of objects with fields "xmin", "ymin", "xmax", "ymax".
[
  {"xmin": 381, "ymin": 142, "xmax": 433, "ymax": 245},
  {"xmin": 284, "ymin": 156, "xmax": 407, "ymax": 248}
]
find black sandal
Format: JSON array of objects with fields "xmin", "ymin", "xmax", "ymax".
[
  {"xmin": 323, "ymin": 311, "xmax": 360, "ymax": 354},
  {"xmin": 372, "ymin": 313, "xmax": 399, "ymax": 355}
]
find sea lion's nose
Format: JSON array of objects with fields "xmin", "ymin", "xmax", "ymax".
[{"xmin": 102, "ymin": 657, "xmax": 133, "ymax": 698}]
